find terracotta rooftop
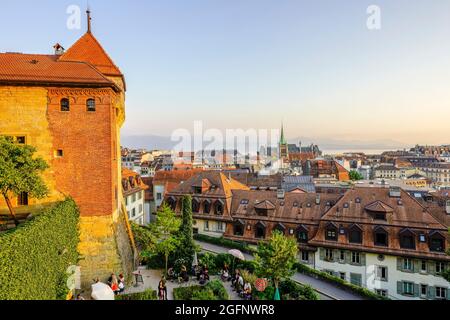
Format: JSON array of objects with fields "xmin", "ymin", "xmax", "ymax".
[
  {"xmin": 0, "ymin": 53, "xmax": 116, "ymax": 88},
  {"xmin": 59, "ymin": 32, "xmax": 123, "ymax": 77}
]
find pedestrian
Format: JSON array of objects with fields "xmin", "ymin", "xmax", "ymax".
[
  {"xmin": 158, "ymin": 279, "xmax": 167, "ymax": 300},
  {"xmin": 118, "ymin": 273, "xmax": 125, "ymax": 294}
]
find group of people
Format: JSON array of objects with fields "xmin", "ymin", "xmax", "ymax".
[
  {"xmin": 228, "ymin": 269, "xmax": 252, "ymax": 300},
  {"xmin": 108, "ymin": 273, "xmax": 126, "ymax": 295}
]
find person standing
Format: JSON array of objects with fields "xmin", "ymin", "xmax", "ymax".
[{"xmin": 158, "ymin": 279, "xmax": 167, "ymax": 300}]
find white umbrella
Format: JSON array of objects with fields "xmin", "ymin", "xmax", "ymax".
[
  {"xmin": 192, "ymin": 251, "xmax": 199, "ymax": 267},
  {"xmin": 228, "ymin": 249, "xmax": 245, "ymax": 261},
  {"xmin": 91, "ymin": 282, "xmax": 115, "ymax": 300}
]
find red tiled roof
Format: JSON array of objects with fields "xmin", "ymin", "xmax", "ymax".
[
  {"xmin": 0, "ymin": 53, "xmax": 116, "ymax": 88},
  {"xmin": 59, "ymin": 32, "xmax": 122, "ymax": 76}
]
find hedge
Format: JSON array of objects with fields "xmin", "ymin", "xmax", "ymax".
[
  {"xmin": 294, "ymin": 263, "xmax": 389, "ymax": 300},
  {"xmin": 173, "ymin": 280, "xmax": 229, "ymax": 300},
  {"xmin": 193, "ymin": 234, "xmax": 256, "ymax": 254},
  {"xmin": 115, "ymin": 289, "xmax": 157, "ymax": 300},
  {"xmin": 0, "ymin": 199, "xmax": 80, "ymax": 300}
]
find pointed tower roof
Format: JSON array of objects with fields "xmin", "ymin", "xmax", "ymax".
[
  {"xmin": 59, "ymin": 10, "xmax": 123, "ymax": 77},
  {"xmin": 280, "ymin": 123, "xmax": 287, "ymax": 145}
]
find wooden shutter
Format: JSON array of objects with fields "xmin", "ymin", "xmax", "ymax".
[
  {"xmin": 396, "ymin": 258, "xmax": 403, "ymax": 271},
  {"xmin": 319, "ymin": 248, "xmax": 325, "ymax": 260},
  {"xmin": 414, "ymin": 284, "xmax": 420, "ymax": 297},
  {"xmin": 397, "ymin": 281, "xmax": 403, "ymax": 295},
  {"xmin": 427, "ymin": 261, "xmax": 435, "ymax": 275},
  {"xmin": 345, "ymin": 251, "xmax": 351, "ymax": 264},
  {"xmin": 360, "ymin": 253, "xmax": 366, "ymax": 266},
  {"xmin": 413, "ymin": 260, "xmax": 420, "ymax": 273},
  {"xmin": 427, "ymin": 286, "xmax": 435, "ymax": 300}
]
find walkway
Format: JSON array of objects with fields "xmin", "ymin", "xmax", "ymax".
[{"xmin": 196, "ymin": 240, "xmax": 365, "ymax": 301}]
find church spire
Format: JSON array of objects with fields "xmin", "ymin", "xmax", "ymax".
[
  {"xmin": 86, "ymin": 8, "xmax": 92, "ymax": 33},
  {"xmin": 280, "ymin": 122, "xmax": 287, "ymax": 145}
]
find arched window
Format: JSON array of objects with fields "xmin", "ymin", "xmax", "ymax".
[
  {"xmin": 297, "ymin": 225, "xmax": 308, "ymax": 243},
  {"xmin": 86, "ymin": 98, "xmax": 96, "ymax": 112},
  {"xmin": 255, "ymin": 222, "xmax": 266, "ymax": 239},
  {"xmin": 61, "ymin": 98, "xmax": 70, "ymax": 112},
  {"xmin": 192, "ymin": 198, "xmax": 200, "ymax": 213},
  {"xmin": 325, "ymin": 223, "xmax": 338, "ymax": 241},
  {"xmin": 214, "ymin": 200, "xmax": 224, "ymax": 215},
  {"xmin": 203, "ymin": 200, "xmax": 211, "ymax": 214},
  {"xmin": 373, "ymin": 226, "xmax": 388, "ymax": 247},
  {"xmin": 348, "ymin": 224, "xmax": 363, "ymax": 244},
  {"xmin": 399, "ymin": 229, "xmax": 416, "ymax": 249},
  {"xmin": 167, "ymin": 197, "xmax": 177, "ymax": 211}
]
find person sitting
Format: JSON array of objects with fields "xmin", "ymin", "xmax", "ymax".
[
  {"xmin": 202, "ymin": 266, "xmax": 210, "ymax": 281},
  {"xmin": 167, "ymin": 267, "xmax": 176, "ymax": 281},
  {"xmin": 243, "ymin": 282, "xmax": 252, "ymax": 300},
  {"xmin": 178, "ymin": 265, "xmax": 189, "ymax": 283},
  {"xmin": 221, "ymin": 267, "xmax": 230, "ymax": 282},
  {"xmin": 118, "ymin": 273, "xmax": 125, "ymax": 294},
  {"xmin": 235, "ymin": 275, "xmax": 244, "ymax": 294},
  {"xmin": 231, "ymin": 270, "xmax": 240, "ymax": 289}
]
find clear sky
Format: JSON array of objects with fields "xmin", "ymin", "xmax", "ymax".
[{"xmin": 1, "ymin": 0, "xmax": 449, "ymax": 146}]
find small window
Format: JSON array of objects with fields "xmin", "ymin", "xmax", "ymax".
[
  {"xmin": 420, "ymin": 260, "xmax": 427, "ymax": 273},
  {"xmin": 339, "ymin": 250, "xmax": 345, "ymax": 262},
  {"xmin": 420, "ymin": 284, "xmax": 428, "ymax": 297},
  {"xmin": 56, "ymin": 149, "xmax": 64, "ymax": 157},
  {"xmin": 435, "ymin": 262, "xmax": 444, "ymax": 274},
  {"xmin": 325, "ymin": 248, "xmax": 334, "ymax": 261},
  {"xmin": 435, "ymin": 287, "xmax": 447, "ymax": 300},
  {"xmin": 86, "ymin": 98, "xmax": 96, "ymax": 112},
  {"xmin": 16, "ymin": 136, "xmax": 26, "ymax": 144},
  {"xmin": 375, "ymin": 289, "xmax": 387, "ymax": 297},
  {"xmin": 325, "ymin": 224, "xmax": 338, "ymax": 241},
  {"xmin": 301, "ymin": 251, "xmax": 309, "ymax": 262},
  {"xmin": 349, "ymin": 226, "xmax": 362, "ymax": 244},
  {"xmin": 351, "ymin": 252, "xmax": 361, "ymax": 264},
  {"xmin": 18, "ymin": 192, "xmax": 29, "ymax": 206},
  {"xmin": 339, "ymin": 272, "xmax": 346, "ymax": 280},
  {"xmin": 156, "ymin": 193, "xmax": 162, "ymax": 201},
  {"xmin": 403, "ymin": 282, "xmax": 414, "ymax": 296},
  {"xmin": 61, "ymin": 98, "xmax": 70, "ymax": 112},
  {"xmin": 403, "ymin": 258, "xmax": 413, "ymax": 271},
  {"xmin": 376, "ymin": 266, "xmax": 388, "ymax": 281},
  {"xmin": 204, "ymin": 221, "xmax": 209, "ymax": 231}
]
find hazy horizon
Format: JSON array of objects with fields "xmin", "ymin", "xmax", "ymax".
[{"xmin": 1, "ymin": 0, "xmax": 449, "ymax": 145}]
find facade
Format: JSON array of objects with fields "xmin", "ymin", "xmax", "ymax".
[
  {"xmin": 302, "ymin": 159, "xmax": 350, "ymax": 181},
  {"xmin": 416, "ymin": 163, "xmax": 450, "ymax": 188},
  {"xmin": 0, "ymin": 12, "xmax": 135, "ymax": 287},
  {"xmin": 122, "ymin": 168, "xmax": 148, "ymax": 225}
]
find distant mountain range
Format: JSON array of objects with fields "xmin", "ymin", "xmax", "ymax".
[{"xmin": 121, "ymin": 134, "xmax": 411, "ymax": 154}]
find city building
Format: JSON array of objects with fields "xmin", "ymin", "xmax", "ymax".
[{"xmin": 122, "ymin": 169, "xmax": 149, "ymax": 225}]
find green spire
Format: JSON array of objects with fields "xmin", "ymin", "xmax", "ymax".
[{"xmin": 280, "ymin": 122, "xmax": 287, "ymax": 145}]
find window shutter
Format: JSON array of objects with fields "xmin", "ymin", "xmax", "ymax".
[
  {"xmin": 446, "ymin": 288, "xmax": 450, "ymax": 301},
  {"xmin": 360, "ymin": 253, "xmax": 366, "ymax": 266},
  {"xmin": 396, "ymin": 258, "xmax": 402, "ymax": 271},
  {"xmin": 319, "ymin": 248, "xmax": 325, "ymax": 260},
  {"xmin": 397, "ymin": 281, "xmax": 402, "ymax": 295},
  {"xmin": 427, "ymin": 286, "xmax": 435, "ymax": 300},
  {"xmin": 413, "ymin": 284, "xmax": 420, "ymax": 297},
  {"xmin": 413, "ymin": 260, "xmax": 420, "ymax": 273},
  {"xmin": 345, "ymin": 251, "xmax": 351, "ymax": 264},
  {"xmin": 333, "ymin": 249, "xmax": 339, "ymax": 262},
  {"xmin": 427, "ymin": 261, "xmax": 435, "ymax": 275},
  {"xmin": 308, "ymin": 253, "xmax": 314, "ymax": 265}
]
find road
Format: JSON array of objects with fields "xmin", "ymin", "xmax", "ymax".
[{"xmin": 196, "ymin": 240, "xmax": 365, "ymax": 301}]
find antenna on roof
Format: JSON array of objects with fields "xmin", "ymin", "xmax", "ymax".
[{"xmin": 86, "ymin": 6, "xmax": 92, "ymax": 33}]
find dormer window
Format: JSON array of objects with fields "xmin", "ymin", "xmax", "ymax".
[
  {"xmin": 429, "ymin": 231, "xmax": 445, "ymax": 252},
  {"xmin": 167, "ymin": 197, "xmax": 177, "ymax": 211},
  {"xmin": 86, "ymin": 98, "xmax": 96, "ymax": 112},
  {"xmin": 233, "ymin": 220, "xmax": 245, "ymax": 236},
  {"xmin": 375, "ymin": 213, "xmax": 386, "ymax": 221},
  {"xmin": 399, "ymin": 229, "xmax": 416, "ymax": 250},
  {"xmin": 325, "ymin": 223, "xmax": 338, "ymax": 241},
  {"xmin": 192, "ymin": 198, "xmax": 200, "ymax": 213},
  {"xmin": 255, "ymin": 222, "xmax": 266, "ymax": 239},
  {"xmin": 214, "ymin": 200, "xmax": 224, "ymax": 215},
  {"xmin": 203, "ymin": 200, "xmax": 211, "ymax": 214},
  {"xmin": 374, "ymin": 226, "xmax": 388, "ymax": 247},
  {"xmin": 193, "ymin": 187, "xmax": 202, "ymax": 194},
  {"xmin": 297, "ymin": 225, "xmax": 308, "ymax": 243},
  {"xmin": 273, "ymin": 223, "xmax": 286, "ymax": 235},
  {"xmin": 60, "ymin": 98, "xmax": 70, "ymax": 112},
  {"xmin": 348, "ymin": 224, "xmax": 363, "ymax": 244}
]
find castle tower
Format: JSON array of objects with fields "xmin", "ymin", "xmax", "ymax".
[{"xmin": 0, "ymin": 10, "xmax": 135, "ymax": 288}]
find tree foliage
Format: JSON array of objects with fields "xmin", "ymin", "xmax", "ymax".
[
  {"xmin": 172, "ymin": 195, "xmax": 197, "ymax": 267},
  {"xmin": 254, "ymin": 231, "xmax": 298, "ymax": 289},
  {"xmin": 349, "ymin": 170, "xmax": 364, "ymax": 181},
  {"xmin": 150, "ymin": 204, "xmax": 181, "ymax": 274},
  {"xmin": 0, "ymin": 137, "xmax": 49, "ymax": 225}
]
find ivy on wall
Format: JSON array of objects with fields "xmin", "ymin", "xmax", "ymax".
[{"xmin": 0, "ymin": 199, "xmax": 79, "ymax": 300}]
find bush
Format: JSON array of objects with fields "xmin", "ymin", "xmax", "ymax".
[
  {"xmin": 0, "ymin": 199, "xmax": 79, "ymax": 300},
  {"xmin": 198, "ymin": 252, "xmax": 218, "ymax": 273},
  {"xmin": 194, "ymin": 234, "xmax": 256, "ymax": 254},
  {"xmin": 253, "ymin": 286, "xmax": 275, "ymax": 300},
  {"xmin": 293, "ymin": 263, "xmax": 389, "ymax": 300},
  {"xmin": 141, "ymin": 251, "xmax": 166, "ymax": 269},
  {"xmin": 116, "ymin": 289, "xmax": 157, "ymax": 300},
  {"xmin": 173, "ymin": 280, "xmax": 229, "ymax": 300},
  {"xmin": 279, "ymin": 279, "xmax": 318, "ymax": 300}
]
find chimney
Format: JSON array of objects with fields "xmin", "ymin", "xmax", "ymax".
[
  {"xmin": 277, "ymin": 189, "xmax": 285, "ymax": 200},
  {"xmin": 53, "ymin": 43, "xmax": 65, "ymax": 55},
  {"xmin": 446, "ymin": 200, "xmax": 450, "ymax": 215},
  {"xmin": 389, "ymin": 186, "xmax": 401, "ymax": 198},
  {"xmin": 315, "ymin": 194, "xmax": 321, "ymax": 205}
]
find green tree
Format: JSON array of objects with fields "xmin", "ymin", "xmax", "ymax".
[
  {"xmin": 173, "ymin": 195, "xmax": 197, "ymax": 267},
  {"xmin": 349, "ymin": 170, "xmax": 364, "ymax": 181},
  {"xmin": 151, "ymin": 204, "xmax": 181, "ymax": 275},
  {"xmin": 254, "ymin": 231, "xmax": 298, "ymax": 295},
  {"xmin": 0, "ymin": 136, "xmax": 49, "ymax": 226}
]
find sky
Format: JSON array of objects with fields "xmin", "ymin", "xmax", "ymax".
[{"xmin": 1, "ymin": 0, "xmax": 450, "ymax": 147}]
